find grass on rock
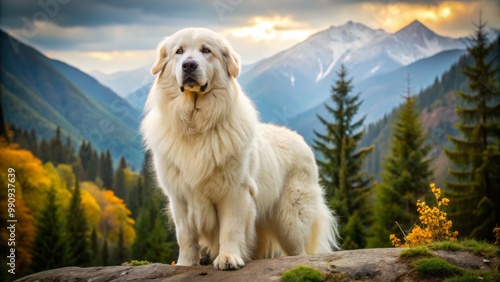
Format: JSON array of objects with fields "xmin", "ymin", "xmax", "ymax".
[{"xmin": 414, "ymin": 257, "xmax": 464, "ymax": 278}]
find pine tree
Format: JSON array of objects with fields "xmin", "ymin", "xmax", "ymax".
[
  {"xmin": 112, "ymin": 156, "xmax": 128, "ymax": 200},
  {"xmin": 39, "ymin": 138, "xmax": 50, "ymax": 163},
  {"xmin": 132, "ymin": 160, "xmax": 177, "ymax": 262},
  {"xmin": 313, "ymin": 65, "xmax": 374, "ymax": 249},
  {"xmin": 111, "ymin": 226, "xmax": 128, "ymax": 265},
  {"xmin": 340, "ymin": 211, "xmax": 365, "ymax": 250},
  {"xmin": 78, "ymin": 140, "xmax": 91, "ymax": 179},
  {"xmin": 86, "ymin": 150, "xmax": 99, "ymax": 182},
  {"xmin": 0, "ymin": 92, "xmax": 8, "ymax": 141},
  {"xmin": 71, "ymin": 158, "xmax": 85, "ymax": 185},
  {"xmin": 61, "ymin": 136, "xmax": 76, "ymax": 165},
  {"xmin": 100, "ymin": 149, "xmax": 113, "ymax": 189},
  {"xmin": 66, "ymin": 179, "xmax": 91, "ymax": 266},
  {"xmin": 102, "ymin": 239, "xmax": 109, "ymax": 266},
  {"xmin": 28, "ymin": 129, "xmax": 38, "ymax": 156},
  {"xmin": 368, "ymin": 96, "xmax": 432, "ymax": 247},
  {"xmin": 132, "ymin": 200, "xmax": 153, "ymax": 259},
  {"xmin": 141, "ymin": 151, "xmax": 156, "ymax": 201},
  {"xmin": 31, "ymin": 188, "xmax": 68, "ymax": 272},
  {"xmin": 445, "ymin": 17, "xmax": 500, "ymax": 240},
  {"xmin": 15, "ymin": 129, "xmax": 29, "ymax": 149},
  {"xmin": 144, "ymin": 215, "xmax": 175, "ymax": 263},
  {"xmin": 50, "ymin": 126, "xmax": 64, "ymax": 165},
  {"xmin": 128, "ymin": 176, "xmax": 142, "ymax": 219},
  {"xmin": 90, "ymin": 228, "xmax": 99, "ymax": 266}
]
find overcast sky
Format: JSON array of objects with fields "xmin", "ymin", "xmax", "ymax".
[{"xmin": 1, "ymin": 0, "xmax": 499, "ymax": 74}]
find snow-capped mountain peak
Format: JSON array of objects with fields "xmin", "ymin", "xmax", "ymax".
[
  {"xmin": 395, "ymin": 20, "xmax": 435, "ymax": 38},
  {"xmin": 242, "ymin": 21, "xmax": 387, "ymax": 85},
  {"xmin": 238, "ymin": 20, "xmax": 469, "ymax": 123},
  {"xmin": 347, "ymin": 20, "xmax": 467, "ymax": 70}
]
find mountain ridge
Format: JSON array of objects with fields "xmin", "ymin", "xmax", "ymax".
[
  {"xmin": 89, "ymin": 65, "xmax": 152, "ymax": 98},
  {"xmin": 97, "ymin": 20, "xmax": 475, "ymax": 122},
  {"xmin": 0, "ymin": 29, "xmax": 143, "ymax": 167},
  {"xmin": 291, "ymin": 48, "xmax": 467, "ymax": 145},
  {"xmin": 237, "ymin": 20, "xmax": 468, "ymax": 124}
]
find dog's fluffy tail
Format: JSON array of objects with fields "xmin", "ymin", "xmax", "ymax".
[{"xmin": 309, "ymin": 200, "xmax": 341, "ymax": 253}]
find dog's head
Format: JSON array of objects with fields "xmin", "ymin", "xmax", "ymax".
[{"xmin": 151, "ymin": 28, "xmax": 241, "ymax": 94}]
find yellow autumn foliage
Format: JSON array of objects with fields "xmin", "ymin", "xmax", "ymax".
[
  {"xmin": 390, "ymin": 183, "xmax": 458, "ymax": 248},
  {"xmin": 0, "ymin": 142, "xmax": 39, "ymax": 271},
  {"xmin": 1, "ymin": 139, "xmax": 137, "ymax": 272},
  {"xmin": 42, "ymin": 162, "xmax": 72, "ymax": 214},
  {"xmin": 82, "ymin": 182, "xmax": 136, "ymax": 247},
  {"xmin": 0, "ymin": 142, "xmax": 50, "ymax": 200},
  {"xmin": 57, "ymin": 164, "xmax": 76, "ymax": 190},
  {"xmin": 0, "ymin": 143, "xmax": 72, "ymax": 218},
  {"xmin": 80, "ymin": 188, "xmax": 102, "ymax": 234}
]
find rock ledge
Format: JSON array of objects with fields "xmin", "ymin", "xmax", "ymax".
[{"xmin": 16, "ymin": 248, "xmax": 493, "ymax": 282}]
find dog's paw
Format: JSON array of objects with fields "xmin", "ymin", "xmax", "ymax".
[
  {"xmin": 213, "ymin": 253, "xmax": 245, "ymax": 270},
  {"xmin": 176, "ymin": 259, "xmax": 199, "ymax": 266},
  {"xmin": 200, "ymin": 247, "xmax": 212, "ymax": 265}
]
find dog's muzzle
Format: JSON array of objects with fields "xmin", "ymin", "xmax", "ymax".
[
  {"xmin": 180, "ymin": 81, "xmax": 208, "ymax": 93},
  {"xmin": 180, "ymin": 59, "xmax": 208, "ymax": 93}
]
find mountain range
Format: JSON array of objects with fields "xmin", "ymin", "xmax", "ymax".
[
  {"xmin": 239, "ymin": 20, "xmax": 469, "ymax": 125},
  {"xmin": 0, "ymin": 29, "xmax": 143, "ymax": 167},
  {"xmin": 291, "ymin": 48, "xmax": 466, "ymax": 144},
  {"xmin": 2, "ymin": 20, "xmax": 497, "ymax": 169},
  {"xmin": 97, "ymin": 20, "xmax": 474, "ymax": 126},
  {"xmin": 360, "ymin": 36, "xmax": 499, "ymax": 185},
  {"xmin": 90, "ymin": 66, "xmax": 151, "ymax": 98}
]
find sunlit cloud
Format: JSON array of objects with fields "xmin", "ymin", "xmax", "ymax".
[
  {"xmin": 45, "ymin": 50, "xmax": 155, "ymax": 74},
  {"xmin": 227, "ymin": 15, "xmax": 316, "ymax": 42},
  {"xmin": 361, "ymin": 1, "xmax": 472, "ymax": 34},
  {"xmin": 3, "ymin": 1, "xmax": 498, "ymax": 73},
  {"xmin": 86, "ymin": 51, "xmax": 146, "ymax": 61},
  {"xmin": 87, "ymin": 52, "xmax": 114, "ymax": 61}
]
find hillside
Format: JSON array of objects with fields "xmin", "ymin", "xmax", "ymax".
[
  {"xmin": 238, "ymin": 20, "xmax": 468, "ymax": 124},
  {"xmin": 0, "ymin": 29, "xmax": 143, "ymax": 167},
  {"xmin": 89, "ymin": 66, "xmax": 151, "ymax": 98},
  {"xmin": 49, "ymin": 59, "xmax": 142, "ymax": 130},
  {"xmin": 359, "ymin": 36, "xmax": 499, "ymax": 186},
  {"xmin": 291, "ymin": 48, "xmax": 466, "ymax": 144}
]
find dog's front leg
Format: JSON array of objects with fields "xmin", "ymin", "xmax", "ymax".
[
  {"xmin": 170, "ymin": 199, "xmax": 200, "ymax": 266},
  {"xmin": 213, "ymin": 188, "xmax": 256, "ymax": 270}
]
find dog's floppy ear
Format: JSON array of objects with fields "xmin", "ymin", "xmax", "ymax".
[
  {"xmin": 151, "ymin": 37, "xmax": 169, "ymax": 75},
  {"xmin": 222, "ymin": 39, "xmax": 241, "ymax": 78}
]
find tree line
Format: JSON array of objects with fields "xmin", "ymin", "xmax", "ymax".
[
  {"xmin": 314, "ymin": 19, "xmax": 499, "ymax": 249},
  {"xmin": 0, "ymin": 124, "xmax": 178, "ymax": 281}
]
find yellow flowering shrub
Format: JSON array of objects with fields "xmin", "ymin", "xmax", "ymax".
[{"xmin": 390, "ymin": 183, "xmax": 458, "ymax": 247}]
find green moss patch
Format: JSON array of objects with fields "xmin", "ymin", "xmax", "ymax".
[
  {"xmin": 122, "ymin": 260, "xmax": 153, "ymax": 266},
  {"xmin": 430, "ymin": 241, "xmax": 461, "ymax": 252},
  {"xmin": 444, "ymin": 269, "xmax": 500, "ymax": 282},
  {"xmin": 414, "ymin": 257, "xmax": 464, "ymax": 278},
  {"xmin": 400, "ymin": 246, "xmax": 434, "ymax": 260},
  {"xmin": 281, "ymin": 265, "xmax": 323, "ymax": 282},
  {"xmin": 458, "ymin": 239, "xmax": 500, "ymax": 258}
]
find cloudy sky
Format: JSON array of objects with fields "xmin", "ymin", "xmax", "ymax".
[{"xmin": 1, "ymin": 0, "xmax": 498, "ymax": 74}]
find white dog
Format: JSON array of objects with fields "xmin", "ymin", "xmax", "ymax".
[{"xmin": 141, "ymin": 28, "xmax": 340, "ymax": 270}]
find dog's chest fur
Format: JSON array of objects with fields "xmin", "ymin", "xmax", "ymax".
[{"xmin": 152, "ymin": 113, "xmax": 256, "ymax": 200}]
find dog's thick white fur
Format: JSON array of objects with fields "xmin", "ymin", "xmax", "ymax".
[{"xmin": 141, "ymin": 28, "xmax": 340, "ymax": 270}]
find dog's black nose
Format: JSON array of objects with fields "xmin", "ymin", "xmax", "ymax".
[{"xmin": 182, "ymin": 60, "xmax": 198, "ymax": 73}]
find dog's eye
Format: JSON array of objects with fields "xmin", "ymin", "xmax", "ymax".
[
  {"xmin": 202, "ymin": 47, "xmax": 211, "ymax": 54},
  {"xmin": 176, "ymin": 48, "xmax": 183, "ymax": 55}
]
